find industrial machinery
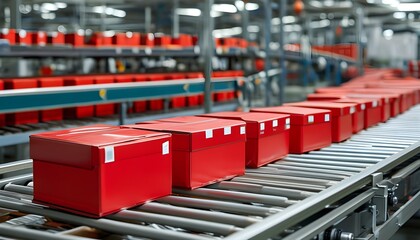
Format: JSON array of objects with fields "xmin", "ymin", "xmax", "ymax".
[{"xmin": 0, "ymin": 105, "xmax": 419, "ymax": 240}]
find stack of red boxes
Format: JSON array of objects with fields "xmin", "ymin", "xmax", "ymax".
[
  {"xmin": 94, "ymin": 76, "xmax": 115, "ymax": 117},
  {"xmin": 0, "ymin": 28, "xmax": 16, "ymax": 44},
  {"xmin": 251, "ymin": 106, "xmax": 332, "ymax": 154},
  {"xmin": 213, "ymin": 70, "xmax": 242, "ymax": 102},
  {"xmin": 37, "ymin": 77, "xmax": 64, "ymax": 122},
  {"xmin": 127, "ymin": 116, "xmax": 246, "ymax": 189},
  {"xmin": 286, "ymin": 101, "xmax": 356, "ymax": 142},
  {"xmin": 64, "ymin": 76, "xmax": 94, "ymax": 119},
  {"xmin": 30, "ymin": 124, "xmax": 172, "ymax": 217},
  {"xmin": 198, "ymin": 112, "xmax": 290, "ymax": 168},
  {"xmin": 4, "ymin": 78, "xmax": 39, "ymax": 125}
]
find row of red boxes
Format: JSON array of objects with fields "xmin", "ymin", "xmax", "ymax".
[
  {"xmin": 0, "ymin": 71, "xmax": 242, "ymax": 127},
  {"xmin": 286, "ymin": 43, "xmax": 358, "ymax": 61},
  {"xmin": 1, "ymin": 28, "xmax": 251, "ymax": 49}
]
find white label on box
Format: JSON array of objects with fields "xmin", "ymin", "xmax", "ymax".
[
  {"xmin": 260, "ymin": 122, "xmax": 265, "ymax": 131},
  {"xmin": 361, "ymin": 104, "xmax": 366, "ymax": 110},
  {"xmin": 373, "ymin": 101, "xmax": 378, "ymax": 107},
  {"xmin": 325, "ymin": 114, "xmax": 330, "ymax": 122},
  {"xmin": 224, "ymin": 127, "xmax": 231, "ymax": 135},
  {"xmin": 104, "ymin": 146, "xmax": 115, "ymax": 163},
  {"xmin": 272, "ymin": 120, "xmax": 278, "ymax": 127},
  {"xmin": 308, "ymin": 115, "xmax": 314, "ymax": 123},
  {"xmin": 205, "ymin": 129, "xmax": 213, "ymax": 139},
  {"xmin": 285, "ymin": 124, "xmax": 290, "ymax": 130},
  {"xmin": 350, "ymin": 107, "xmax": 356, "ymax": 114},
  {"xmin": 286, "ymin": 118, "xmax": 290, "ymax": 125},
  {"xmin": 162, "ymin": 141, "xmax": 169, "ymax": 155},
  {"xmin": 240, "ymin": 126, "xmax": 246, "ymax": 134}
]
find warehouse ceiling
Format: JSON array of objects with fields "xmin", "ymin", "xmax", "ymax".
[{"xmin": 0, "ymin": 0, "xmax": 420, "ymax": 39}]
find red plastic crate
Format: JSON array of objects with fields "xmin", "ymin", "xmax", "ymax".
[
  {"xmin": 88, "ymin": 32, "xmax": 112, "ymax": 46},
  {"xmin": 94, "ymin": 76, "xmax": 115, "ymax": 117},
  {"xmin": 0, "ymin": 28, "xmax": 16, "ymax": 44},
  {"xmin": 185, "ymin": 72, "xmax": 203, "ymax": 106},
  {"xmin": 4, "ymin": 78, "xmax": 39, "ymax": 125},
  {"xmin": 0, "ymin": 80, "xmax": 4, "ymax": 126},
  {"xmin": 15, "ymin": 30, "xmax": 31, "ymax": 45},
  {"xmin": 199, "ymin": 112, "xmax": 290, "ymax": 168},
  {"xmin": 112, "ymin": 33, "xmax": 127, "ymax": 46},
  {"xmin": 140, "ymin": 33, "xmax": 154, "ymax": 47},
  {"xmin": 125, "ymin": 32, "xmax": 140, "ymax": 46},
  {"xmin": 146, "ymin": 74, "xmax": 167, "ymax": 111},
  {"xmin": 31, "ymin": 125, "xmax": 172, "ymax": 217},
  {"xmin": 31, "ymin": 31, "xmax": 47, "ymax": 46},
  {"xmin": 154, "ymin": 34, "xmax": 171, "ymax": 47},
  {"xmin": 128, "ymin": 117, "xmax": 246, "ymax": 189},
  {"xmin": 37, "ymin": 77, "xmax": 64, "ymax": 122},
  {"xmin": 47, "ymin": 32, "xmax": 65, "ymax": 45},
  {"xmin": 172, "ymin": 34, "xmax": 193, "ymax": 47},
  {"xmin": 132, "ymin": 75, "xmax": 148, "ymax": 113},
  {"xmin": 333, "ymin": 100, "xmax": 363, "ymax": 133},
  {"xmin": 286, "ymin": 101, "xmax": 354, "ymax": 143},
  {"xmin": 64, "ymin": 76, "xmax": 94, "ymax": 118},
  {"xmin": 251, "ymin": 106, "xmax": 332, "ymax": 153},
  {"xmin": 65, "ymin": 32, "xmax": 84, "ymax": 47}
]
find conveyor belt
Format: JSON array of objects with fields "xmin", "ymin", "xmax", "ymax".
[{"xmin": 0, "ymin": 105, "xmax": 419, "ymax": 240}]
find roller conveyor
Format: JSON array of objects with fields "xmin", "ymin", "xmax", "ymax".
[{"xmin": 0, "ymin": 105, "xmax": 419, "ymax": 240}]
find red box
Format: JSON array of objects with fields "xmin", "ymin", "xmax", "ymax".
[
  {"xmin": 64, "ymin": 76, "xmax": 94, "ymax": 118},
  {"xmin": 38, "ymin": 77, "xmax": 64, "ymax": 122},
  {"xmin": 129, "ymin": 117, "xmax": 246, "ymax": 189},
  {"xmin": 185, "ymin": 72, "xmax": 203, "ymax": 106},
  {"xmin": 198, "ymin": 112, "xmax": 290, "ymax": 168},
  {"xmin": 112, "ymin": 33, "xmax": 127, "ymax": 46},
  {"xmin": 31, "ymin": 31, "xmax": 47, "ymax": 46},
  {"xmin": 15, "ymin": 30, "xmax": 31, "ymax": 45},
  {"xmin": 0, "ymin": 28, "xmax": 16, "ymax": 44},
  {"xmin": 4, "ymin": 78, "xmax": 39, "ymax": 125},
  {"xmin": 125, "ymin": 32, "xmax": 140, "ymax": 46},
  {"xmin": 251, "ymin": 106, "xmax": 332, "ymax": 153},
  {"xmin": 30, "ymin": 125, "xmax": 172, "ymax": 217},
  {"xmin": 94, "ymin": 76, "xmax": 115, "ymax": 117},
  {"xmin": 47, "ymin": 32, "xmax": 65, "ymax": 45},
  {"xmin": 172, "ymin": 34, "xmax": 193, "ymax": 47},
  {"xmin": 147, "ymin": 74, "xmax": 167, "ymax": 111},
  {"xmin": 351, "ymin": 90, "xmax": 394, "ymax": 121},
  {"xmin": 154, "ymin": 34, "xmax": 172, "ymax": 47},
  {"xmin": 333, "ymin": 100, "xmax": 363, "ymax": 133},
  {"xmin": 133, "ymin": 75, "xmax": 148, "ymax": 113},
  {"xmin": 286, "ymin": 101, "xmax": 354, "ymax": 142},
  {"xmin": 140, "ymin": 33, "xmax": 154, "ymax": 47},
  {"xmin": 0, "ymin": 80, "xmax": 5, "ymax": 126},
  {"xmin": 166, "ymin": 74, "xmax": 187, "ymax": 109},
  {"xmin": 88, "ymin": 32, "xmax": 112, "ymax": 46},
  {"xmin": 65, "ymin": 32, "xmax": 84, "ymax": 47}
]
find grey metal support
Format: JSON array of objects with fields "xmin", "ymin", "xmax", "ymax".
[
  {"xmin": 118, "ymin": 102, "xmax": 127, "ymax": 125},
  {"xmin": 172, "ymin": 0, "xmax": 180, "ymax": 38},
  {"xmin": 202, "ymin": 0, "xmax": 214, "ymax": 113},
  {"xmin": 278, "ymin": 0, "xmax": 286, "ymax": 105},
  {"xmin": 100, "ymin": 4, "xmax": 106, "ymax": 32},
  {"xmin": 8, "ymin": 0, "xmax": 21, "ymax": 29},
  {"xmin": 145, "ymin": 7, "xmax": 152, "ymax": 33},
  {"xmin": 263, "ymin": 0, "xmax": 272, "ymax": 106},
  {"xmin": 78, "ymin": 0, "xmax": 86, "ymax": 29},
  {"xmin": 355, "ymin": 6, "xmax": 364, "ymax": 75},
  {"xmin": 240, "ymin": 1, "xmax": 252, "ymax": 108}
]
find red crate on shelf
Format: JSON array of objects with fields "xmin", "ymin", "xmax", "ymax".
[
  {"xmin": 47, "ymin": 32, "xmax": 65, "ymax": 45},
  {"xmin": 127, "ymin": 117, "xmax": 246, "ymax": 189},
  {"xmin": 94, "ymin": 76, "xmax": 115, "ymax": 117},
  {"xmin": 31, "ymin": 125, "xmax": 172, "ymax": 218},
  {"xmin": 4, "ymin": 78, "xmax": 39, "ymax": 125},
  {"xmin": 15, "ymin": 30, "xmax": 31, "ymax": 45},
  {"xmin": 286, "ymin": 101, "xmax": 354, "ymax": 143},
  {"xmin": 88, "ymin": 32, "xmax": 112, "ymax": 46},
  {"xmin": 114, "ymin": 75, "xmax": 134, "ymax": 113},
  {"xmin": 0, "ymin": 80, "xmax": 4, "ymax": 126},
  {"xmin": 154, "ymin": 34, "xmax": 172, "ymax": 47},
  {"xmin": 31, "ymin": 31, "xmax": 47, "ymax": 46},
  {"xmin": 166, "ymin": 73, "xmax": 187, "ymax": 109},
  {"xmin": 146, "ymin": 74, "xmax": 167, "ymax": 111},
  {"xmin": 132, "ymin": 75, "xmax": 148, "ymax": 113},
  {"xmin": 65, "ymin": 32, "xmax": 84, "ymax": 47},
  {"xmin": 125, "ymin": 32, "xmax": 140, "ymax": 46},
  {"xmin": 37, "ymin": 77, "xmax": 64, "ymax": 122},
  {"xmin": 198, "ymin": 112, "xmax": 290, "ymax": 168},
  {"xmin": 172, "ymin": 34, "xmax": 193, "ymax": 47},
  {"xmin": 251, "ymin": 106, "xmax": 332, "ymax": 154},
  {"xmin": 64, "ymin": 76, "xmax": 94, "ymax": 118},
  {"xmin": 112, "ymin": 33, "xmax": 127, "ymax": 46},
  {"xmin": 0, "ymin": 28, "xmax": 16, "ymax": 44},
  {"xmin": 140, "ymin": 33, "xmax": 154, "ymax": 47},
  {"xmin": 185, "ymin": 72, "xmax": 203, "ymax": 106}
]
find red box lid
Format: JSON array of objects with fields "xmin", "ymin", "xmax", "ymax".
[
  {"xmin": 4, "ymin": 78, "xmax": 38, "ymax": 89},
  {"xmin": 38, "ymin": 77, "xmax": 64, "ymax": 87},
  {"xmin": 315, "ymin": 87, "xmax": 354, "ymax": 94},
  {"xmin": 307, "ymin": 93, "xmax": 343, "ymax": 101},
  {"xmin": 94, "ymin": 75, "xmax": 114, "ymax": 84},
  {"xmin": 197, "ymin": 111, "xmax": 290, "ymax": 138},
  {"xmin": 334, "ymin": 97, "xmax": 378, "ymax": 109},
  {"xmin": 64, "ymin": 76, "xmax": 94, "ymax": 85},
  {"xmin": 114, "ymin": 75, "xmax": 134, "ymax": 83},
  {"xmin": 128, "ymin": 117, "xmax": 246, "ymax": 151},
  {"xmin": 251, "ymin": 106, "xmax": 331, "ymax": 125},
  {"xmin": 286, "ymin": 101, "xmax": 358, "ymax": 116},
  {"xmin": 30, "ymin": 124, "xmax": 170, "ymax": 169}
]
